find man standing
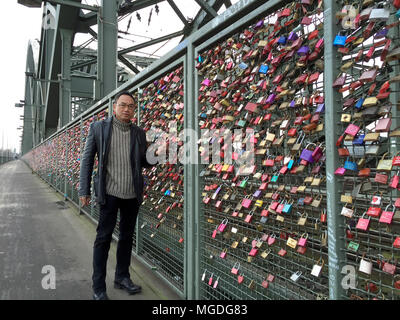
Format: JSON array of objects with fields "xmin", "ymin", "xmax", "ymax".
[{"xmin": 79, "ymin": 91, "xmax": 152, "ymax": 300}]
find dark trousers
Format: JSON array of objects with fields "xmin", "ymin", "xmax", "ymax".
[{"xmin": 92, "ymin": 194, "xmax": 139, "ymax": 294}]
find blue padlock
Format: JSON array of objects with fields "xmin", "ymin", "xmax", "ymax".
[
  {"xmin": 282, "ymin": 203, "xmax": 293, "ymax": 214},
  {"xmin": 355, "ymin": 98, "xmax": 364, "ymax": 109},
  {"xmin": 353, "ymin": 134, "xmax": 365, "ymax": 145},
  {"xmin": 259, "ymin": 64, "xmax": 269, "ymax": 74},
  {"xmin": 271, "ymin": 174, "xmax": 279, "ymax": 183},
  {"xmin": 278, "ymin": 36, "xmax": 287, "ymax": 45},
  {"xmin": 287, "ymin": 159, "xmax": 294, "ymax": 170},
  {"xmin": 238, "ymin": 62, "xmax": 248, "ymax": 70},
  {"xmin": 396, "ymin": 9, "xmax": 400, "ymax": 19},
  {"xmin": 344, "ymin": 158, "xmax": 358, "ymax": 171},
  {"xmin": 334, "ymin": 34, "xmax": 347, "ymax": 46}
]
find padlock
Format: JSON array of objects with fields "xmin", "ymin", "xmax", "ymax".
[
  {"xmin": 290, "ymin": 271, "xmax": 302, "ymax": 282},
  {"xmin": 356, "ymin": 213, "xmax": 370, "ymax": 231},
  {"xmin": 231, "ymin": 262, "xmax": 240, "ymax": 275},
  {"xmin": 366, "ymin": 206, "xmax": 382, "ymax": 218},
  {"xmin": 365, "ymin": 281, "xmax": 378, "ymax": 293},
  {"xmin": 379, "ymin": 204, "xmax": 395, "ymax": 224},
  {"xmin": 208, "ymin": 273, "xmax": 214, "ymax": 286},
  {"xmin": 344, "ymin": 158, "xmax": 358, "ymax": 171},
  {"xmin": 212, "ymin": 276, "xmax": 219, "ymax": 289},
  {"xmin": 244, "ymin": 211, "xmax": 254, "ymax": 223},
  {"xmin": 311, "ymin": 258, "xmax": 324, "ymax": 277},
  {"xmin": 348, "ymin": 241, "xmax": 359, "ymax": 252},
  {"xmin": 300, "ymin": 143, "xmax": 316, "ymax": 163},
  {"xmin": 211, "ymin": 227, "xmax": 218, "ymax": 239},
  {"xmin": 286, "ymin": 237, "xmax": 298, "ymax": 249},
  {"xmin": 394, "ymin": 237, "xmax": 400, "ymax": 249},
  {"xmin": 359, "ymin": 255, "xmax": 372, "ymax": 275},
  {"xmin": 201, "ymin": 269, "xmax": 207, "ymax": 282},
  {"xmin": 394, "ymin": 275, "xmax": 400, "ymax": 290},
  {"xmin": 218, "ymin": 219, "xmax": 228, "ymax": 233},
  {"xmin": 297, "ymin": 213, "xmax": 308, "ymax": 226},
  {"xmin": 267, "ymin": 233, "xmax": 276, "ymax": 246},
  {"xmin": 333, "ymin": 31, "xmax": 347, "ymax": 46},
  {"xmin": 249, "ymin": 247, "xmax": 258, "ymax": 257},
  {"xmin": 220, "ymin": 248, "xmax": 227, "ymax": 259}
]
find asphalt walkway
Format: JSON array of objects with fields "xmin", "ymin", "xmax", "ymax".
[{"xmin": 0, "ymin": 159, "xmax": 180, "ymax": 300}]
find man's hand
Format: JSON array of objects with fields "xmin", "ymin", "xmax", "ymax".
[{"xmin": 80, "ymin": 196, "xmax": 91, "ymax": 207}]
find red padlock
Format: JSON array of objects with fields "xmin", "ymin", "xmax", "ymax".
[
  {"xmin": 346, "ymin": 226, "xmax": 354, "ymax": 239},
  {"xmin": 365, "ymin": 282, "xmax": 378, "ymax": 293},
  {"xmin": 320, "ymin": 210, "xmax": 327, "ymax": 223},
  {"xmin": 394, "ymin": 237, "xmax": 400, "ymax": 249},
  {"xmin": 390, "ymin": 172, "xmax": 400, "ymax": 189},
  {"xmin": 395, "ymin": 276, "xmax": 400, "ymax": 290}
]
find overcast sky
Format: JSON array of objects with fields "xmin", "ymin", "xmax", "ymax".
[
  {"xmin": 0, "ymin": 1, "xmax": 42, "ymax": 153},
  {"xmin": 0, "ymin": 0, "xmax": 237, "ymax": 154}
]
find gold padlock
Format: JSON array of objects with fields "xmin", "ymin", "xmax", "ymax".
[
  {"xmin": 248, "ymin": 280, "xmax": 255, "ymax": 290},
  {"xmin": 287, "ymin": 237, "xmax": 298, "ymax": 249}
]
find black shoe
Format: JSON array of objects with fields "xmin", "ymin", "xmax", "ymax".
[
  {"xmin": 93, "ymin": 291, "xmax": 110, "ymax": 300},
  {"xmin": 114, "ymin": 278, "xmax": 142, "ymax": 295}
]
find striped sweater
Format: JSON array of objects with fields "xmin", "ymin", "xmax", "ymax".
[{"xmin": 105, "ymin": 115, "xmax": 136, "ymax": 199}]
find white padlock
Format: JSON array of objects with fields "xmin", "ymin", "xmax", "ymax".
[
  {"xmin": 290, "ymin": 271, "xmax": 302, "ymax": 282},
  {"xmin": 311, "ymin": 258, "xmax": 325, "ymax": 277},
  {"xmin": 359, "ymin": 256, "xmax": 373, "ymax": 275}
]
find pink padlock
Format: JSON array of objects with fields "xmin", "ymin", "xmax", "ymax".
[
  {"xmin": 312, "ymin": 144, "xmax": 324, "ymax": 162},
  {"xmin": 218, "ymin": 219, "xmax": 228, "ymax": 233},
  {"xmin": 249, "ymin": 247, "xmax": 258, "ymax": 257},
  {"xmin": 335, "ymin": 167, "xmax": 346, "ymax": 176},
  {"xmin": 298, "ymin": 233, "xmax": 308, "ymax": 247},
  {"xmin": 242, "ymin": 197, "xmax": 252, "ymax": 209},
  {"xmin": 244, "ymin": 212, "xmax": 254, "ymax": 223},
  {"xmin": 379, "ymin": 204, "xmax": 395, "ymax": 224}
]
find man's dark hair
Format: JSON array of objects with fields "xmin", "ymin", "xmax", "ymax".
[{"xmin": 114, "ymin": 91, "xmax": 135, "ymax": 103}]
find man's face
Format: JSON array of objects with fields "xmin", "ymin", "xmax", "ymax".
[{"xmin": 114, "ymin": 94, "xmax": 135, "ymax": 122}]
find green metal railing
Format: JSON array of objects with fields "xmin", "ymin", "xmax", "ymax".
[{"xmin": 21, "ymin": 0, "xmax": 400, "ymax": 300}]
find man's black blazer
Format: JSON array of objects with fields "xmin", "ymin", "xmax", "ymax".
[{"xmin": 78, "ymin": 116, "xmax": 152, "ymax": 206}]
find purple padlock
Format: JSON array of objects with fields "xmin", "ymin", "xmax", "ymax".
[
  {"xmin": 300, "ymin": 143, "xmax": 316, "ymax": 163},
  {"xmin": 255, "ymin": 20, "xmax": 264, "ymax": 29},
  {"xmin": 315, "ymin": 103, "xmax": 325, "ymax": 113},
  {"xmin": 374, "ymin": 28, "xmax": 388, "ymax": 39},
  {"xmin": 266, "ymin": 94, "xmax": 276, "ymax": 104},
  {"xmin": 253, "ymin": 190, "xmax": 262, "ymax": 198},
  {"xmin": 290, "ymin": 100, "xmax": 296, "ymax": 108},
  {"xmin": 297, "ymin": 46, "xmax": 310, "ymax": 56},
  {"xmin": 288, "ymin": 31, "xmax": 298, "ymax": 42}
]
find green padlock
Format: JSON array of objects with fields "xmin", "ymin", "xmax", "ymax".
[
  {"xmin": 347, "ymin": 241, "xmax": 359, "ymax": 252},
  {"xmin": 237, "ymin": 119, "xmax": 247, "ymax": 127},
  {"xmin": 239, "ymin": 177, "xmax": 249, "ymax": 188}
]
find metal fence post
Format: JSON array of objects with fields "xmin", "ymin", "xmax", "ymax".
[
  {"xmin": 324, "ymin": 0, "xmax": 346, "ymax": 300},
  {"xmin": 78, "ymin": 117, "xmax": 83, "ymax": 214},
  {"xmin": 136, "ymin": 89, "xmax": 142, "ymax": 256},
  {"xmin": 184, "ymin": 40, "xmax": 200, "ymax": 300},
  {"xmin": 64, "ymin": 130, "xmax": 68, "ymax": 201}
]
